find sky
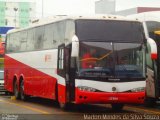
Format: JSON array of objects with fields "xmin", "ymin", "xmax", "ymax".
[
  {"xmin": 1, "ymin": 0, "xmax": 160, "ymax": 18},
  {"xmin": 35, "ymin": 0, "xmax": 160, "ymax": 17}
]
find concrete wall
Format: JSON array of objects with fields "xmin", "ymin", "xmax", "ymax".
[{"xmin": 115, "ymin": 8, "xmax": 137, "ymax": 16}]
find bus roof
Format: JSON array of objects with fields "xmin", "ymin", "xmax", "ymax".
[{"xmin": 7, "ymin": 15, "xmax": 141, "ymax": 34}]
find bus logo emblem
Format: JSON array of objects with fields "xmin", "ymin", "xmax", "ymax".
[{"xmin": 112, "ymin": 87, "xmax": 117, "ymax": 92}]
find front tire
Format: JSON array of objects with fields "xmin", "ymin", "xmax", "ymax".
[
  {"xmin": 144, "ymin": 97, "xmax": 156, "ymax": 107},
  {"xmin": 20, "ymin": 80, "xmax": 28, "ymax": 101},
  {"xmin": 111, "ymin": 103, "xmax": 124, "ymax": 111},
  {"xmin": 5, "ymin": 91, "xmax": 11, "ymax": 96},
  {"xmin": 14, "ymin": 81, "xmax": 20, "ymax": 99}
]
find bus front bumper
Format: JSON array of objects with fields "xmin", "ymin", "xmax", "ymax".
[{"xmin": 75, "ymin": 89, "xmax": 145, "ymax": 104}]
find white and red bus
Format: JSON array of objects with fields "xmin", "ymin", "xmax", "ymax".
[
  {"xmin": 5, "ymin": 15, "xmax": 147, "ymax": 110},
  {"xmin": 145, "ymin": 21, "xmax": 160, "ymax": 106}
]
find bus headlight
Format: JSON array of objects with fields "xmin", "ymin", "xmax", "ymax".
[
  {"xmin": 77, "ymin": 86, "xmax": 96, "ymax": 92},
  {"xmin": 131, "ymin": 87, "xmax": 145, "ymax": 92}
]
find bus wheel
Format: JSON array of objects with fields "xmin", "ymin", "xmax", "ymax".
[
  {"xmin": 20, "ymin": 80, "xmax": 28, "ymax": 101},
  {"xmin": 13, "ymin": 81, "xmax": 20, "ymax": 99},
  {"xmin": 144, "ymin": 97, "xmax": 156, "ymax": 107},
  {"xmin": 111, "ymin": 103, "xmax": 124, "ymax": 111},
  {"xmin": 5, "ymin": 91, "xmax": 10, "ymax": 96},
  {"xmin": 59, "ymin": 102, "xmax": 70, "ymax": 110}
]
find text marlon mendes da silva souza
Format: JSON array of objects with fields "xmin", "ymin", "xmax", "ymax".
[{"xmin": 83, "ymin": 114, "xmax": 160, "ymax": 120}]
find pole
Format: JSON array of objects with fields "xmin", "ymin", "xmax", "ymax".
[
  {"xmin": 14, "ymin": 8, "xmax": 18, "ymax": 27},
  {"xmin": 42, "ymin": 0, "xmax": 43, "ymax": 17}
]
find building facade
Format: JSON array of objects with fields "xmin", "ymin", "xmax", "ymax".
[
  {"xmin": 116, "ymin": 7, "xmax": 160, "ymax": 16},
  {"xmin": 95, "ymin": 0, "xmax": 116, "ymax": 14},
  {"xmin": 0, "ymin": 1, "xmax": 36, "ymax": 28},
  {"xmin": 95, "ymin": 0, "xmax": 160, "ymax": 16}
]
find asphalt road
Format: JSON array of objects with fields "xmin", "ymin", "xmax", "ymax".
[{"xmin": 0, "ymin": 92, "xmax": 160, "ymax": 120}]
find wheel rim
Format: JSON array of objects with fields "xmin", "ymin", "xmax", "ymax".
[
  {"xmin": 14, "ymin": 83, "xmax": 18, "ymax": 97},
  {"xmin": 20, "ymin": 81, "xmax": 25, "ymax": 100}
]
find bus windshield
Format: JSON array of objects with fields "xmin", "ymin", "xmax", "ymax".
[{"xmin": 78, "ymin": 42, "xmax": 145, "ymax": 79}]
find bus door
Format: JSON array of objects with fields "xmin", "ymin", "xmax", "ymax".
[
  {"xmin": 65, "ymin": 44, "xmax": 75, "ymax": 102},
  {"xmin": 57, "ymin": 44, "xmax": 75, "ymax": 102},
  {"xmin": 154, "ymin": 31, "xmax": 160, "ymax": 98},
  {"xmin": 57, "ymin": 44, "xmax": 65, "ymax": 77}
]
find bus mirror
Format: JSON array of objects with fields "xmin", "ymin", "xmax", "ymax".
[
  {"xmin": 151, "ymin": 53, "xmax": 157, "ymax": 60},
  {"xmin": 71, "ymin": 35, "xmax": 79, "ymax": 57},
  {"xmin": 147, "ymin": 38, "xmax": 157, "ymax": 60}
]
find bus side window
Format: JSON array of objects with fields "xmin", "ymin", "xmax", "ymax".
[
  {"xmin": 43, "ymin": 24, "xmax": 54, "ymax": 49},
  {"xmin": 27, "ymin": 28, "xmax": 35, "ymax": 51},
  {"xmin": 34, "ymin": 26, "xmax": 44, "ymax": 50},
  {"xmin": 146, "ymin": 42, "xmax": 153, "ymax": 69},
  {"xmin": 19, "ymin": 30, "xmax": 27, "ymax": 52}
]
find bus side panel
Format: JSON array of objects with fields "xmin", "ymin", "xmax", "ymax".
[
  {"xmin": 58, "ymin": 84, "xmax": 66, "ymax": 103},
  {"xmin": 4, "ymin": 55, "xmax": 16, "ymax": 92},
  {"xmin": 24, "ymin": 67, "xmax": 57, "ymax": 100},
  {"xmin": 4, "ymin": 55, "xmax": 58, "ymax": 100}
]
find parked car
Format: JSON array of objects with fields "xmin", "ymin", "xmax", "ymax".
[{"xmin": 0, "ymin": 70, "xmax": 5, "ymax": 93}]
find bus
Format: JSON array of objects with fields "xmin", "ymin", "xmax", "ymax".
[
  {"xmin": 127, "ymin": 12, "xmax": 160, "ymax": 106},
  {"xmin": 145, "ymin": 21, "xmax": 160, "ymax": 106},
  {"xmin": 4, "ymin": 15, "xmax": 147, "ymax": 110},
  {"xmin": 0, "ymin": 42, "xmax": 5, "ymax": 57}
]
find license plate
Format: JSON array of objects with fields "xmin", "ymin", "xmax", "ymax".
[{"xmin": 109, "ymin": 97, "xmax": 118, "ymax": 100}]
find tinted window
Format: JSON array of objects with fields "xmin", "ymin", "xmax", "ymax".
[
  {"xmin": 65, "ymin": 20, "xmax": 75, "ymax": 44},
  {"xmin": 53, "ymin": 21, "xmax": 65, "ymax": 48},
  {"xmin": 146, "ymin": 21, "xmax": 160, "ymax": 33},
  {"xmin": 19, "ymin": 30, "xmax": 27, "ymax": 51},
  {"xmin": 27, "ymin": 28, "xmax": 35, "ymax": 51},
  {"xmin": 76, "ymin": 20, "xmax": 144, "ymax": 43},
  {"xmin": 78, "ymin": 42, "xmax": 145, "ymax": 78},
  {"xmin": 14, "ymin": 32, "xmax": 20, "ymax": 52},
  {"xmin": 6, "ymin": 20, "xmax": 74, "ymax": 52},
  {"xmin": 6, "ymin": 34, "xmax": 10, "ymax": 53},
  {"xmin": 9, "ymin": 32, "xmax": 20, "ymax": 52},
  {"xmin": 146, "ymin": 42, "xmax": 153, "ymax": 69},
  {"xmin": 43, "ymin": 21, "xmax": 66, "ymax": 49},
  {"xmin": 43, "ymin": 24, "xmax": 54, "ymax": 49},
  {"xmin": 35, "ymin": 26, "xmax": 44, "ymax": 50}
]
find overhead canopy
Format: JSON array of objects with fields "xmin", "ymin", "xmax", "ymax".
[
  {"xmin": 154, "ymin": 30, "xmax": 160, "ymax": 35},
  {"xmin": 0, "ymin": 27, "xmax": 14, "ymax": 34}
]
